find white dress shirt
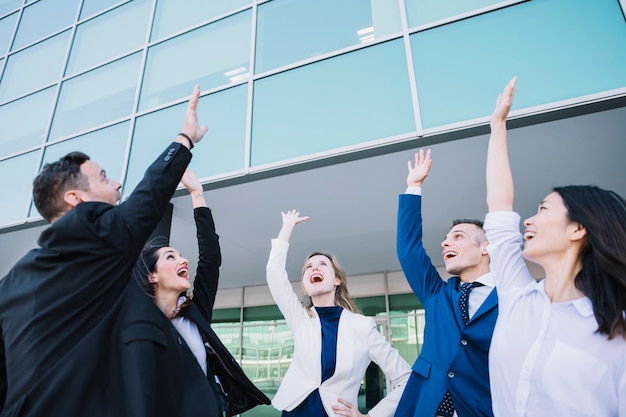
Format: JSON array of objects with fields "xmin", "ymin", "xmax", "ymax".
[
  {"xmin": 172, "ymin": 296, "xmax": 207, "ymax": 375},
  {"xmin": 484, "ymin": 211, "xmax": 626, "ymax": 417},
  {"xmin": 467, "ymin": 272, "xmax": 495, "ymax": 320}
]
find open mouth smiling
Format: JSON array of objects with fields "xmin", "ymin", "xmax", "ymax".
[
  {"xmin": 177, "ymin": 267, "xmax": 189, "ymax": 279},
  {"xmin": 523, "ymin": 231, "xmax": 535, "ymax": 241},
  {"xmin": 443, "ymin": 250, "xmax": 458, "ymax": 261},
  {"xmin": 310, "ymin": 272, "xmax": 323, "ymax": 283}
]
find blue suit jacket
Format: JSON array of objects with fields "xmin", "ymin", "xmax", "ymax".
[{"xmin": 394, "ymin": 194, "xmax": 497, "ymax": 417}]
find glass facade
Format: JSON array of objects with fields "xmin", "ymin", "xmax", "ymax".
[
  {"xmin": 0, "ymin": 0, "xmax": 625, "ymax": 227},
  {"xmin": 1, "ymin": 0, "xmax": 623, "ymax": 414}
]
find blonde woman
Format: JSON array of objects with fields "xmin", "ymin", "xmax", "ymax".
[{"xmin": 266, "ymin": 210, "xmax": 411, "ymax": 417}]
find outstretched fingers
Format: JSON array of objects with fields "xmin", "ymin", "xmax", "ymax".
[
  {"xmin": 492, "ymin": 77, "xmax": 517, "ymax": 123},
  {"xmin": 182, "ymin": 85, "xmax": 208, "ymax": 144},
  {"xmin": 281, "ymin": 209, "xmax": 310, "ymax": 227},
  {"xmin": 181, "ymin": 168, "xmax": 202, "ymax": 194},
  {"xmin": 406, "ymin": 148, "xmax": 432, "ymax": 187},
  {"xmin": 332, "ymin": 398, "xmax": 366, "ymax": 417}
]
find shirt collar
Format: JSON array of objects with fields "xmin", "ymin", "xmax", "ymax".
[
  {"xmin": 534, "ymin": 280, "xmax": 594, "ymax": 317},
  {"xmin": 474, "ymin": 272, "xmax": 495, "ymax": 289}
]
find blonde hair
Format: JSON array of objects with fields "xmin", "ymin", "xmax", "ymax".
[{"xmin": 300, "ymin": 251, "xmax": 359, "ymax": 314}]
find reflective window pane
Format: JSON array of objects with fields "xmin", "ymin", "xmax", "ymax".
[
  {"xmin": 405, "ymin": 0, "xmax": 506, "ymax": 28},
  {"xmin": 0, "ymin": 12, "xmax": 18, "ymax": 55},
  {"xmin": 241, "ymin": 320, "xmax": 290, "ymax": 415},
  {"xmin": 388, "ymin": 293, "xmax": 423, "ymax": 314},
  {"xmin": 0, "ymin": 30, "xmax": 70, "ymax": 102},
  {"xmin": 49, "ymin": 53, "xmax": 141, "ymax": 140},
  {"xmin": 354, "ymin": 296, "xmax": 386, "ymax": 316},
  {"xmin": 66, "ymin": 0, "xmax": 151, "ymax": 76},
  {"xmin": 29, "ymin": 122, "xmax": 129, "ymax": 218},
  {"xmin": 411, "ymin": 0, "xmax": 626, "ymax": 129},
  {"xmin": 0, "ymin": 151, "xmax": 39, "ymax": 225},
  {"xmin": 213, "ymin": 324, "xmax": 242, "ymax": 360},
  {"xmin": 0, "ymin": 86, "xmax": 54, "ymax": 158},
  {"xmin": 126, "ymin": 85, "xmax": 247, "ymax": 195},
  {"xmin": 151, "ymin": 0, "xmax": 251, "ymax": 41},
  {"xmin": 12, "ymin": 0, "xmax": 79, "ymax": 50},
  {"xmin": 251, "ymin": 39, "xmax": 415, "ymax": 166},
  {"xmin": 140, "ymin": 10, "xmax": 251, "ymax": 111},
  {"xmin": 212, "ymin": 308, "xmax": 241, "ymax": 323},
  {"xmin": 41, "ymin": 122, "xmax": 128, "ymax": 177},
  {"xmin": 390, "ymin": 314, "xmax": 423, "ymax": 364},
  {"xmin": 256, "ymin": 0, "xmax": 402, "ymax": 73},
  {"xmin": 243, "ymin": 305, "xmax": 282, "ymax": 322},
  {"xmin": 0, "ymin": 0, "xmax": 22, "ymax": 18},
  {"xmin": 79, "ymin": 0, "xmax": 122, "ymax": 20}
]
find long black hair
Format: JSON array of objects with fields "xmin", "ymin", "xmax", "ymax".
[
  {"xmin": 555, "ymin": 185, "xmax": 626, "ymax": 340},
  {"xmin": 131, "ymin": 237, "xmax": 170, "ymax": 297},
  {"xmin": 131, "ymin": 237, "xmax": 191, "ymax": 318}
]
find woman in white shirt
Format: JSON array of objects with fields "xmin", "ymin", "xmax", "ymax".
[
  {"xmin": 483, "ymin": 77, "xmax": 626, "ymax": 417},
  {"xmin": 266, "ymin": 209, "xmax": 411, "ymax": 417}
]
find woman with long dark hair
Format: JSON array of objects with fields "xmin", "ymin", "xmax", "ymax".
[
  {"xmin": 266, "ymin": 209, "xmax": 411, "ymax": 417},
  {"xmin": 130, "ymin": 169, "xmax": 270, "ymax": 416},
  {"xmin": 484, "ymin": 78, "xmax": 626, "ymax": 417}
]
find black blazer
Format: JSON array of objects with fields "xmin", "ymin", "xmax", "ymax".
[
  {"xmin": 0, "ymin": 143, "xmax": 191, "ymax": 417},
  {"xmin": 111, "ymin": 207, "xmax": 270, "ymax": 417}
]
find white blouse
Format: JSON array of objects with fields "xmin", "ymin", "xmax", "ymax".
[
  {"xmin": 484, "ymin": 211, "xmax": 626, "ymax": 417},
  {"xmin": 172, "ymin": 296, "xmax": 207, "ymax": 376}
]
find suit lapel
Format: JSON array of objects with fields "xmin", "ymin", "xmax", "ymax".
[
  {"xmin": 182, "ymin": 304, "xmax": 209, "ymax": 335},
  {"xmin": 468, "ymin": 288, "xmax": 498, "ymax": 323},
  {"xmin": 451, "ymin": 279, "xmax": 466, "ymax": 329}
]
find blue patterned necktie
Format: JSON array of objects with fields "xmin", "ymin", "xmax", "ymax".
[
  {"xmin": 459, "ymin": 281, "xmax": 483, "ymax": 324},
  {"xmin": 436, "ymin": 281, "xmax": 485, "ymax": 417}
]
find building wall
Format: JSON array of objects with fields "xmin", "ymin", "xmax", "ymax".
[
  {"xmin": 0, "ymin": 0, "xmax": 625, "ymax": 228},
  {"xmin": 1, "ymin": 1, "xmax": 625, "ymax": 414}
]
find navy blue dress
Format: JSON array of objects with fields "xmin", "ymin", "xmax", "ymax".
[{"xmin": 283, "ymin": 306, "xmax": 343, "ymax": 416}]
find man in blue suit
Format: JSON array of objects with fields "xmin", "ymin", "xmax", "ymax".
[{"xmin": 395, "ymin": 149, "xmax": 497, "ymax": 417}]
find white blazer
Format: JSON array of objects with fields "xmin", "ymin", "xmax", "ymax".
[{"xmin": 266, "ymin": 239, "xmax": 411, "ymax": 417}]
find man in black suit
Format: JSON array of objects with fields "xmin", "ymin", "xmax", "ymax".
[{"xmin": 0, "ymin": 86, "xmax": 207, "ymax": 417}]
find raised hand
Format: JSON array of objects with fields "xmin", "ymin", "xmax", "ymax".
[
  {"xmin": 180, "ymin": 85, "xmax": 209, "ymax": 146},
  {"xmin": 331, "ymin": 398, "xmax": 369, "ymax": 417},
  {"xmin": 181, "ymin": 168, "xmax": 202, "ymax": 194},
  {"xmin": 491, "ymin": 77, "xmax": 516, "ymax": 126},
  {"xmin": 486, "ymin": 77, "xmax": 517, "ymax": 212},
  {"xmin": 406, "ymin": 149, "xmax": 432, "ymax": 188},
  {"xmin": 181, "ymin": 168, "xmax": 206, "ymax": 208},
  {"xmin": 277, "ymin": 209, "xmax": 310, "ymax": 243},
  {"xmin": 281, "ymin": 209, "xmax": 309, "ymax": 229}
]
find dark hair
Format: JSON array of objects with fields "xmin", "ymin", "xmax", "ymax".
[
  {"xmin": 33, "ymin": 151, "xmax": 90, "ymax": 222},
  {"xmin": 451, "ymin": 218, "xmax": 484, "ymax": 229},
  {"xmin": 131, "ymin": 237, "xmax": 191, "ymax": 318},
  {"xmin": 300, "ymin": 251, "xmax": 359, "ymax": 314},
  {"xmin": 131, "ymin": 237, "xmax": 170, "ymax": 297},
  {"xmin": 554, "ymin": 185, "xmax": 626, "ymax": 340},
  {"xmin": 451, "ymin": 218, "xmax": 486, "ymax": 243}
]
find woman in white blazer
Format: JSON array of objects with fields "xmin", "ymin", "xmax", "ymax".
[{"xmin": 266, "ymin": 209, "xmax": 411, "ymax": 417}]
